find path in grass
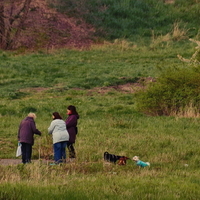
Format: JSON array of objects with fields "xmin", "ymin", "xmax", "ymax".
[{"xmin": 0, "ymin": 159, "xmax": 53, "ymax": 166}]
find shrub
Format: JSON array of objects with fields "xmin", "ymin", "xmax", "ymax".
[
  {"xmin": 135, "ymin": 67, "xmax": 200, "ymax": 116},
  {"xmin": 135, "ymin": 39, "xmax": 200, "ymax": 116}
]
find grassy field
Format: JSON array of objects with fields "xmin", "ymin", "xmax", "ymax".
[{"xmin": 1, "ymin": 40, "xmax": 200, "ymax": 199}]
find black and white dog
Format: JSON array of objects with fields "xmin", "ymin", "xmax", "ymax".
[{"xmin": 104, "ymin": 151, "xmax": 129, "ymax": 165}]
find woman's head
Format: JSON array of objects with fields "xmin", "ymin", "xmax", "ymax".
[
  {"xmin": 52, "ymin": 112, "xmax": 62, "ymax": 119},
  {"xmin": 67, "ymin": 105, "xmax": 78, "ymax": 115},
  {"xmin": 28, "ymin": 113, "xmax": 36, "ymax": 119}
]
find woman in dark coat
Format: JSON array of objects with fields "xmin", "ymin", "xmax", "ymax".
[
  {"xmin": 65, "ymin": 105, "xmax": 79, "ymax": 160},
  {"xmin": 18, "ymin": 113, "xmax": 42, "ymax": 164}
]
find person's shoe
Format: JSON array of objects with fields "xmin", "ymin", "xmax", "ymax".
[{"xmin": 49, "ymin": 163, "xmax": 57, "ymax": 166}]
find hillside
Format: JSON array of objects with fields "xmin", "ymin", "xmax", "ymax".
[
  {"xmin": 14, "ymin": 0, "xmax": 96, "ymax": 50},
  {"xmin": 3, "ymin": 0, "xmax": 200, "ymax": 50}
]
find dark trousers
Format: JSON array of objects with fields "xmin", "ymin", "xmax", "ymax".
[
  {"xmin": 67, "ymin": 142, "xmax": 76, "ymax": 158},
  {"xmin": 21, "ymin": 142, "xmax": 32, "ymax": 164}
]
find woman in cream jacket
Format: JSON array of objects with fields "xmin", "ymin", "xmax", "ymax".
[{"xmin": 48, "ymin": 112, "xmax": 69, "ymax": 164}]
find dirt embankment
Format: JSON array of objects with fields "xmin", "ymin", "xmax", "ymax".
[{"xmin": 12, "ymin": 0, "xmax": 96, "ymax": 50}]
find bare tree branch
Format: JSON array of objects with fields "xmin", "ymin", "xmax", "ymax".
[
  {"xmin": 0, "ymin": 0, "xmax": 32, "ymax": 49},
  {"xmin": 0, "ymin": 1, "xmax": 6, "ymax": 48},
  {"xmin": 8, "ymin": 0, "xmax": 32, "ymax": 49}
]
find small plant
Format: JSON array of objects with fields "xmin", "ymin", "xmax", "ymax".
[
  {"xmin": 178, "ymin": 38, "xmax": 200, "ymax": 66},
  {"xmin": 150, "ymin": 22, "xmax": 189, "ymax": 49},
  {"xmin": 171, "ymin": 22, "xmax": 189, "ymax": 41},
  {"xmin": 170, "ymin": 102, "xmax": 200, "ymax": 118}
]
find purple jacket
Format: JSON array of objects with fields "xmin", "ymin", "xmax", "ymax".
[
  {"xmin": 65, "ymin": 114, "xmax": 79, "ymax": 143},
  {"xmin": 18, "ymin": 117, "xmax": 41, "ymax": 145}
]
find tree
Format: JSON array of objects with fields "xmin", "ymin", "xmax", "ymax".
[{"xmin": 0, "ymin": 0, "xmax": 32, "ymax": 50}]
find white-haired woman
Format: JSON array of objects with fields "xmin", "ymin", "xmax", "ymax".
[{"xmin": 18, "ymin": 113, "xmax": 42, "ymax": 164}]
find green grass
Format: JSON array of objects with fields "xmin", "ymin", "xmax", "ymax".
[
  {"xmin": 52, "ymin": 0, "xmax": 200, "ymax": 40},
  {"xmin": 0, "ymin": 40, "xmax": 193, "ymax": 98},
  {"xmin": 1, "ymin": 41, "xmax": 200, "ymax": 199}
]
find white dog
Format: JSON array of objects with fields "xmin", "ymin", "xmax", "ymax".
[{"xmin": 132, "ymin": 156, "xmax": 150, "ymax": 167}]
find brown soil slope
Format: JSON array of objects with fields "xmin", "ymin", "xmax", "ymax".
[{"xmin": 16, "ymin": 0, "xmax": 95, "ymax": 49}]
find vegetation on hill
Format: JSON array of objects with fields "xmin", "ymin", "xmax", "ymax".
[
  {"xmin": 0, "ymin": 0, "xmax": 200, "ymax": 50},
  {"xmin": 50, "ymin": 0, "xmax": 200, "ymax": 41}
]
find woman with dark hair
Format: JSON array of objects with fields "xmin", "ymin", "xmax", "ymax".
[
  {"xmin": 65, "ymin": 105, "xmax": 79, "ymax": 161},
  {"xmin": 48, "ymin": 112, "xmax": 69, "ymax": 164}
]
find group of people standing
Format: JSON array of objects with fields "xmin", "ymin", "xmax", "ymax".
[{"xmin": 17, "ymin": 105, "xmax": 79, "ymax": 164}]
